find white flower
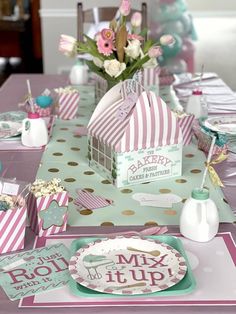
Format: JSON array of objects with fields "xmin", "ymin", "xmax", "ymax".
[
  {"xmin": 93, "ymin": 57, "xmax": 103, "ymax": 68},
  {"xmin": 104, "ymin": 59, "xmax": 126, "ymax": 78},
  {"xmin": 124, "ymin": 39, "xmax": 141, "ymax": 59}
]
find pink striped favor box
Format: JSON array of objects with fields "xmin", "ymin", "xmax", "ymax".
[
  {"xmin": 58, "ymin": 91, "xmax": 80, "ymax": 120},
  {"xmin": 27, "ymin": 191, "xmax": 69, "ymax": 237},
  {"xmin": 177, "ymin": 114, "xmax": 195, "ymax": 146},
  {"xmin": 0, "ymin": 206, "xmax": 27, "ymax": 254}
]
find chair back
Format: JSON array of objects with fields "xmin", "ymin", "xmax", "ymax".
[{"xmin": 77, "ymin": 2, "xmax": 147, "ymax": 42}]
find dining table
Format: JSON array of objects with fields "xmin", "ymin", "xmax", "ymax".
[{"xmin": 0, "ymin": 73, "xmax": 235, "ymax": 314}]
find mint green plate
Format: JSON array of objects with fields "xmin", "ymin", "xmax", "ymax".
[{"xmin": 69, "ymin": 235, "xmax": 196, "ymax": 298}]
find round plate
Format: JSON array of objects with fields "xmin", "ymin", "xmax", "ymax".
[
  {"xmin": 0, "ymin": 111, "xmax": 26, "ymax": 123},
  {"xmin": 69, "ymin": 236, "xmax": 187, "ymax": 295},
  {"xmin": 0, "ymin": 121, "xmax": 22, "ymax": 139},
  {"xmin": 204, "ymin": 116, "xmax": 236, "ymax": 135}
]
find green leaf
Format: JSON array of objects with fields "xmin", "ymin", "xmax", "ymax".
[{"xmin": 143, "ymin": 40, "xmax": 154, "ymax": 53}]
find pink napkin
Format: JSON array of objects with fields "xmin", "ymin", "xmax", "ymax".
[{"xmin": 74, "ymin": 189, "xmax": 113, "ymax": 209}]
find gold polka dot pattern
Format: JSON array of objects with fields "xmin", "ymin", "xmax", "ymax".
[
  {"xmin": 164, "ymin": 209, "xmax": 177, "ymax": 216},
  {"xmin": 101, "ymin": 180, "xmax": 111, "ymax": 184},
  {"xmin": 190, "ymin": 169, "xmax": 202, "ymax": 174},
  {"xmin": 159, "ymin": 188, "xmax": 171, "ymax": 194},
  {"xmin": 122, "ymin": 210, "xmax": 135, "ymax": 216},
  {"xmin": 84, "ymin": 188, "xmax": 94, "ymax": 193},
  {"xmin": 101, "ymin": 222, "xmax": 115, "ymax": 226},
  {"xmin": 80, "ymin": 209, "xmax": 93, "ymax": 215},
  {"xmin": 67, "ymin": 162, "xmax": 79, "ymax": 166},
  {"xmin": 84, "ymin": 171, "xmax": 95, "ymax": 175},
  {"xmin": 48, "ymin": 168, "xmax": 59, "ymax": 173},
  {"xmin": 64, "ymin": 178, "xmax": 76, "ymax": 182},
  {"xmin": 175, "ymin": 179, "xmax": 187, "ymax": 183},
  {"xmin": 144, "ymin": 221, "xmax": 158, "ymax": 226},
  {"xmin": 185, "ymin": 154, "xmax": 194, "ymax": 158},
  {"xmin": 120, "ymin": 189, "xmax": 133, "ymax": 194}
]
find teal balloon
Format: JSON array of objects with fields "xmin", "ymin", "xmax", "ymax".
[
  {"xmin": 162, "ymin": 20, "xmax": 185, "ymax": 37},
  {"xmin": 162, "ymin": 34, "xmax": 182, "ymax": 58},
  {"xmin": 156, "ymin": 0, "xmax": 187, "ymax": 23}
]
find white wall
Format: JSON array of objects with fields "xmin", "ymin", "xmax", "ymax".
[{"xmin": 40, "ymin": 0, "xmax": 236, "ymax": 90}]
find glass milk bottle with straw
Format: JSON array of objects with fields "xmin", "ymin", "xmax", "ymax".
[
  {"xmin": 185, "ymin": 65, "xmax": 208, "ymax": 120},
  {"xmin": 21, "ymin": 80, "xmax": 49, "ymax": 147},
  {"xmin": 180, "ymin": 136, "xmax": 219, "ymax": 242}
]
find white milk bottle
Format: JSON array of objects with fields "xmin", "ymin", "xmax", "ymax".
[
  {"xmin": 185, "ymin": 90, "xmax": 208, "ymax": 119},
  {"xmin": 21, "ymin": 112, "xmax": 48, "ymax": 147},
  {"xmin": 180, "ymin": 188, "xmax": 219, "ymax": 242}
]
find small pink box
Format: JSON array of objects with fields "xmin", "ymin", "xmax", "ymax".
[
  {"xmin": 34, "ymin": 104, "xmax": 52, "ymax": 117},
  {"xmin": 178, "ymin": 114, "xmax": 195, "ymax": 146},
  {"xmin": 0, "ymin": 206, "xmax": 27, "ymax": 254},
  {"xmin": 27, "ymin": 191, "xmax": 69, "ymax": 237},
  {"xmin": 58, "ymin": 92, "xmax": 80, "ymax": 120}
]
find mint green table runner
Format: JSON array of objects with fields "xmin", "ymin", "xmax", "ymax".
[{"xmin": 37, "ymin": 86, "xmax": 235, "ymax": 226}]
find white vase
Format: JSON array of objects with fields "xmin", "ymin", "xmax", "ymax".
[{"xmin": 69, "ymin": 62, "xmax": 88, "ymax": 85}]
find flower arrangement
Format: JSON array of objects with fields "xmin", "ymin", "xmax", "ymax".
[{"xmin": 59, "ymin": 0, "xmax": 174, "ymax": 86}]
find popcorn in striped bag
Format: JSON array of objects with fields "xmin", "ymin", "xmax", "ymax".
[
  {"xmin": 0, "ymin": 194, "xmax": 27, "ymax": 254},
  {"xmin": 27, "ymin": 179, "xmax": 69, "ymax": 237},
  {"xmin": 55, "ymin": 86, "xmax": 80, "ymax": 120}
]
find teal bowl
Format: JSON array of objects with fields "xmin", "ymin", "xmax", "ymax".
[{"xmin": 35, "ymin": 95, "xmax": 53, "ymax": 108}]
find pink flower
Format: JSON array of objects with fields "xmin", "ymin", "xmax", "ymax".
[
  {"xmin": 127, "ymin": 34, "xmax": 144, "ymax": 41},
  {"xmin": 119, "ymin": 0, "xmax": 131, "ymax": 16},
  {"xmin": 59, "ymin": 34, "xmax": 77, "ymax": 57},
  {"xmin": 96, "ymin": 37, "xmax": 114, "ymax": 56},
  {"xmin": 148, "ymin": 46, "xmax": 163, "ymax": 58},
  {"xmin": 160, "ymin": 35, "xmax": 175, "ymax": 46},
  {"xmin": 131, "ymin": 12, "xmax": 142, "ymax": 28},
  {"xmin": 101, "ymin": 28, "xmax": 115, "ymax": 41}
]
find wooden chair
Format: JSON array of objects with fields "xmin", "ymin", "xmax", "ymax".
[{"xmin": 77, "ymin": 2, "xmax": 147, "ymax": 42}]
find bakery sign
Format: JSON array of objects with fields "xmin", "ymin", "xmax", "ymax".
[{"xmin": 127, "ymin": 154, "xmax": 173, "ymax": 183}]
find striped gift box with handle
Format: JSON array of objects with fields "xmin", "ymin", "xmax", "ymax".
[
  {"xmin": 27, "ymin": 191, "xmax": 69, "ymax": 237},
  {"xmin": 0, "ymin": 206, "xmax": 27, "ymax": 254},
  {"xmin": 58, "ymin": 92, "xmax": 80, "ymax": 120}
]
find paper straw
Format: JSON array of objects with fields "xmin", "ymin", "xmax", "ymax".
[
  {"xmin": 200, "ymin": 135, "xmax": 216, "ymax": 190},
  {"xmin": 198, "ymin": 64, "xmax": 204, "ymax": 88},
  {"xmin": 26, "ymin": 79, "xmax": 35, "ymax": 113}
]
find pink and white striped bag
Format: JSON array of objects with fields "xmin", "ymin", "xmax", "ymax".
[
  {"xmin": 58, "ymin": 92, "xmax": 80, "ymax": 120},
  {"xmin": 0, "ymin": 206, "xmax": 27, "ymax": 254},
  {"xmin": 177, "ymin": 114, "xmax": 195, "ymax": 146},
  {"xmin": 27, "ymin": 191, "xmax": 69, "ymax": 237}
]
